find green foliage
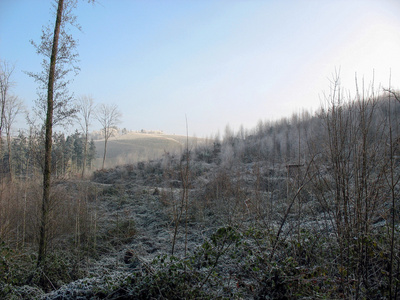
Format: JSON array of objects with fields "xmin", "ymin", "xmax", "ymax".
[
  {"xmin": 0, "ymin": 243, "xmax": 22, "ymax": 286},
  {"xmin": 0, "ymin": 244, "xmax": 43, "ymax": 299},
  {"xmin": 98, "ymin": 226, "xmax": 350, "ymax": 298},
  {"xmin": 28, "ymin": 251, "xmax": 86, "ymax": 292},
  {"xmin": 116, "ymin": 226, "xmax": 244, "ymax": 299},
  {"xmin": 106, "ymin": 219, "xmax": 136, "ymax": 244},
  {"xmin": 100, "ymin": 185, "xmax": 123, "ymax": 197}
]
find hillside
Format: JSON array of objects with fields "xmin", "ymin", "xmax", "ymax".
[
  {"xmin": 1, "ymin": 94, "xmax": 400, "ymax": 299},
  {"xmin": 93, "ymin": 132, "xmax": 204, "ymax": 168}
]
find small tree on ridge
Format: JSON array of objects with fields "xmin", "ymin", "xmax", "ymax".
[{"xmin": 96, "ymin": 103, "xmax": 121, "ymax": 169}]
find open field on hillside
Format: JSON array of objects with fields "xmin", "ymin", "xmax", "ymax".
[{"xmin": 93, "ymin": 132, "xmax": 204, "ymax": 168}]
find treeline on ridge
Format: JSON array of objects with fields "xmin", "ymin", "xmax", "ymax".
[{"xmin": 1, "ymin": 130, "xmax": 96, "ymax": 179}]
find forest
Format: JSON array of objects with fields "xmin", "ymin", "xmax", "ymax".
[{"xmin": 1, "ymin": 0, "xmax": 400, "ymax": 299}]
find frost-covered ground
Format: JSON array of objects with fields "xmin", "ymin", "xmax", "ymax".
[
  {"xmin": 42, "ymin": 163, "xmax": 239, "ymax": 299},
  {"xmin": 35, "ymin": 156, "xmax": 396, "ymax": 299}
]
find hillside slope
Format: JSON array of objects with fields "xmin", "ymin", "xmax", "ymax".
[
  {"xmin": 2, "ymin": 96, "xmax": 399, "ymax": 299},
  {"xmin": 93, "ymin": 132, "xmax": 203, "ymax": 168}
]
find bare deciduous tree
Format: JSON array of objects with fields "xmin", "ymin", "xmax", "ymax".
[
  {"xmin": 95, "ymin": 103, "xmax": 121, "ymax": 169},
  {"xmin": 77, "ymin": 95, "xmax": 95, "ymax": 177},
  {"xmin": 27, "ymin": 0, "xmax": 86, "ymax": 270},
  {"xmin": 26, "ymin": 0, "xmax": 80, "ymax": 127},
  {"xmin": 0, "ymin": 60, "xmax": 15, "ymax": 175},
  {"xmin": 4, "ymin": 95, "xmax": 24, "ymax": 180},
  {"xmin": 38, "ymin": 0, "xmax": 66, "ymax": 270}
]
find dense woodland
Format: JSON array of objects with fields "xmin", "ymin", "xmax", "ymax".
[
  {"xmin": 0, "ymin": 80, "xmax": 400, "ymax": 298},
  {"xmin": 1, "ymin": 130, "xmax": 96, "ymax": 179}
]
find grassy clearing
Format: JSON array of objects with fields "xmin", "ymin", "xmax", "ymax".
[{"xmin": 93, "ymin": 132, "xmax": 203, "ymax": 169}]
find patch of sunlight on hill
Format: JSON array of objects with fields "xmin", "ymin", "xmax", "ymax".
[{"xmin": 92, "ymin": 132, "xmax": 204, "ymax": 169}]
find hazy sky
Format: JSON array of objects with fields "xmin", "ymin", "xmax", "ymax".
[{"xmin": 1, "ymin": 0, "xmax": 400, "ymax": 137}]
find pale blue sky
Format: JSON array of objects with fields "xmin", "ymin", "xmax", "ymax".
[{"xmin": 1, "ymin": 0, "xmax": 400, "ymax": 137}]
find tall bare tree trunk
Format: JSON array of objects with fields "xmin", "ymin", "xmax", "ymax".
[
  {"xmin": 37, "ymin": 0, "xmax": 64, "ymax": 268},
  {"xmin": 0, "ymin": 62, "xmax": 15, "ymax": 179},
  {"xmin": 6, "ymin": 133, "xmax": 12, "ymax": 181},
  {"xmin": 82, "ymin": 124, "xmax": 88, "ymax": 177},
  {"xmin": 77, "ymin": 95, "xmax": 95, "ymax": 177},
  {"xmin": 102, "ymin": 138, "xmax": 107, "ymax": 169}
]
